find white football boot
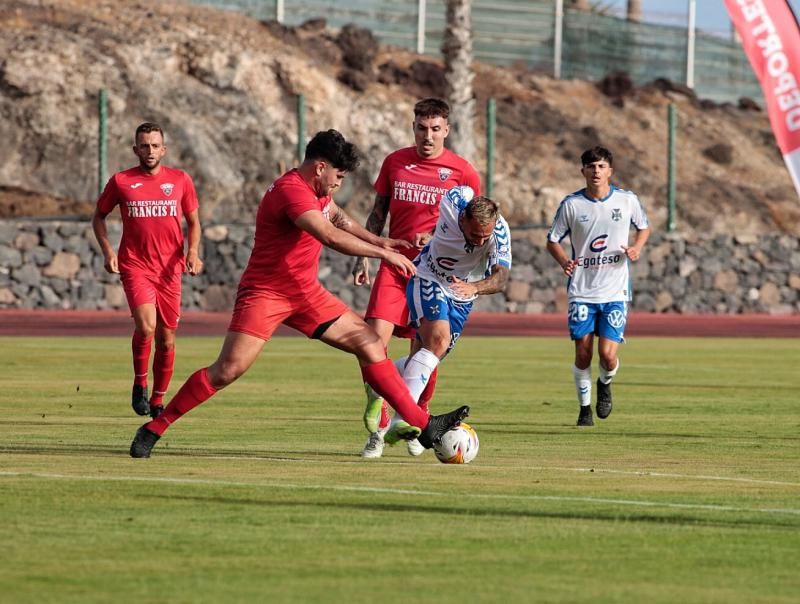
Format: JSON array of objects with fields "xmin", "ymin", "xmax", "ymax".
[
  {"xmin": 406, "ymin": 438, "xmax": 425, "ymax": 456},
  {"xmin": 361, "ymin": 430, "xmax": 385, "ymax": 459}
]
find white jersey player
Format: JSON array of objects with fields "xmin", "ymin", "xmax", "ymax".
[
  {"xmin": 546, "ymin": 146, "xmax": 650, "ymax": 427},
  {"xmin": 412, "ymin": 185, "xmax": 512, "ymax": 303},
  {"xmin": 383, "ymin": 186, "xmax": 512, "ymax": 446}
]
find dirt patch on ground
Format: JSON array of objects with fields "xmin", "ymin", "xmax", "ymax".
[{"xmin": 0, "ymin": 186, "xmax": 94, "ymax": 219}]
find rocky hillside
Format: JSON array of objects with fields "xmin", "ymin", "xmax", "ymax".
[{"xmin": 2, "ymin": 0, "xmax": 798, "ymax": 235}]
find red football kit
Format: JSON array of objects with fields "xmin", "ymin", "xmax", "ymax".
[
  {"xmin": 144, "ymin": 167, "xmax": 434, "ymax": 440},
  {"xmin": 366, "ymin": 147, "xmax": 481, "ymax": 335},
  {"xmin": 97, "ymin": 166, "xmax": 199, "ymax": 328},
  {"xmin": 97, "ymin": 166, "xmax": 198, "ymax": 277},
  {"xmin": 229, "ymin": 169, "xmax": 348, "ymax": 340}
]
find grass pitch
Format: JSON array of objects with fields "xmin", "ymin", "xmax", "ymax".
[{"xmin": 1, "ymin": 335, "xmax": 798, "ymax": 603}]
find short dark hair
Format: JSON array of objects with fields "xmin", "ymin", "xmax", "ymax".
[
  {"xmin": 135, "ymin": 122, "xmax": 164, "ymax": 143},
  {"xmin": 581, "ymin": 146, "xmax": 613, "ymax": 167},
  {"xmin": 413, "ymin": 98, "xmax": 450, "ymax": 121},
  {"xmin": 304, "ymin": 129, "xmax": 360, "ymax": 172},
  {"xmin": 465, "ymin": 196, "xmax": 499, "ymax": 226}
]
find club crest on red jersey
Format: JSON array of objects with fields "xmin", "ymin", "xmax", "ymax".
[
  {"xmin": 160, "ymin": 183, "xmax": 175, "ymax": 196},
  {"xmin": 438, "ymin": 168, "xmax": 452, "ymax": 182}
]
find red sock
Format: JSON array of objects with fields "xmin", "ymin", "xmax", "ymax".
[
  {"xmin": 417, "ymin": 366, "xmax": 438, "ymax": 415},
  {"xmin": 378, "ymin": 402, "xmax": 390, "ymax": 430},
  {"xmin": 132, "ymin": 331, "xmax": 152, "ymax": 386},
  {"xmin": 147, "ymin": 368, "xmax": 218, "ymax": 436},
  {"xmin": 361, "ymin": 359, "xmax": 428, "ymax": 429},
  {"xmin": 150, "ymin": 346, "xmax": 175, "ymax": 406}
]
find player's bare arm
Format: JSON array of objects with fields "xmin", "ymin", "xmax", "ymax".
[
  {"xmin": 352, "ymin": 193, "xmax": 392, "ymax": 285},
  {"xmin": 91, "ymin": 208, "xmax": 120, "ymax": 274},
  {"xmin": 621, "ymin": 227, "xmax": 651, "ymax": 262},
  {"xmin": 331, "ymin": 202, "xmax": 412, "ymax": 251},
  {"xmin": 546, "ymin": 240, "xmax": 578, "ymax": 276},
  {"xmin": 184, "ymin": 208, "xmax": 204, "ymax": 275},
  {"xmin": 450, "ymin": 264, "xmax": 510, "ymax": 298},
  {"xmin": 364, "ymin": 193, "xmax": 391, "ymax": 236},
  {"xmin": 295, "ymin": 208, "xmax": 416, "ymax": 277}
]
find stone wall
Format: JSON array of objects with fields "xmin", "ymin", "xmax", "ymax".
[{"xmin": 1, "ymin": 220, "xmax": 799, "ymax": 314}]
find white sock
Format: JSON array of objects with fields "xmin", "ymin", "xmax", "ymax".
[
  {"xmin": 599, "ymin": 360, "xmax": 619, "ymax": 385},
  {"xmin": 572, "ymin": 365, "xmax": 592, "ymax": 406},
  {"xmin": 403, "ymin": 348, "xmax": 440, "ymax": 403},
  {"xmin": 366, "ymin": 357, "xmax": 408, "ymax": 410}
]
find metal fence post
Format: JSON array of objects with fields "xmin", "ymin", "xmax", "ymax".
[
  {"xmin": 553, "ymin": 0, "xmax": 563, "ymax": 79},
  {"xmin": 486, "ymin": 98, "xmax": 496, "ymax": 199},
  {"xmin": 685, "ymin": 0, "xmax": 696, "ymax": 88},
  {"xmin": 296, "ymin": 94, "xmax": 305, "ymax": 164},
  {"xmin": 417, "ymin": 0, "xmax": 426, "ymax": 54},
  {"xmin": 98, "ymin": 88, "xmax": 107, "ymax": 196},
  {"xmin": 667, "ymin": 103, "xmax": 677, "ymax": 233}
]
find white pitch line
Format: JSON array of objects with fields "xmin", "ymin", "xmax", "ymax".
[
  {"xmin": 1, "ymin": 471, "xmax": 799, "ymax": 517},
  {"xmin": 522, "ymin": 466, "xmax": 800, "ymax": 488},
  {"xmin": 170, "ymin": 454, "xmax": 800, "ymax": 488}
]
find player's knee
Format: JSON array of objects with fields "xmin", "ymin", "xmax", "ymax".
[
  {"xmin": 135, "ymin": 325, "xmax": 156, "ymax": 339},
  {"xmin": 600, "ymin": 353, "xmax": 617, "ymax": 371},
  {"xmin": 208, "ymin": 362, "xmax": 243, "ymax": 388},
  {"xmin": 426, "ymin": 335, "xmax": 450, "ymax": 358},
  {"xmin": 575, "ymin": 351, "xmax": 593, "ymax": 368},
  {"xmin": 154, "ymin": 335, "xmax": 175, "ymax": 351},
  {"xmin": 355, "ymin": 337, "xmax": 386, "ymax": 365}
]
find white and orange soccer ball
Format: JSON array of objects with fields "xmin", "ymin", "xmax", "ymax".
[{"xmin": 433, "ymin": 422, "xmax": 479, "ymax": 464}]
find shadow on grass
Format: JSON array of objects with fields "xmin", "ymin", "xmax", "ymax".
[
  {"xmin": 150, "ymin": 493, "xmax": 800, "ymax": 530},
  {"xmin": 478, "ymin": 426, "xmax": 800, "ymax": 442},
  {"xmin": 0, "ymin": 442, "xmax": 369, "ymax": 459}
]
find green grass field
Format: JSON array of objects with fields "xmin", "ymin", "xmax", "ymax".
[{"xmin": 1, "ymin": 335, "xmax": 798, "ymax": 604}]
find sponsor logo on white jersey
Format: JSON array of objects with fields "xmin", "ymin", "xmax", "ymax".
[{"xmin": 589, "ymin": 234, "xmax": 609, "ymax": 252}]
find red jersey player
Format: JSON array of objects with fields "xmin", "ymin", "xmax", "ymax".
[
  {"xmin": 92, "ymin": 122, "xmax": 203, "ymax": 419},
  {"xmin": 351, "ymin": 98, "xmax": 481, "ymax": 459},
  {"xmin": 129, "ymin": 129, "xmax": 469, "ymax": 458}
]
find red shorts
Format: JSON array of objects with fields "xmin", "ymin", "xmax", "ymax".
[
  {"xmin": 228, "ymin": 283, "xmax": 349, "ymax": 340},
  {"xmin": 364, "ymin": 263, "xmax": 415, "ymax": 339},
  {"xmin": 120, "ymin": 271, "xmax": 182, "ymax": 329}
]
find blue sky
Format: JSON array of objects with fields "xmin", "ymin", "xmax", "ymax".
[{"xmin": 605, "ymin": 0, "xmax": 800, "ymax": 35}]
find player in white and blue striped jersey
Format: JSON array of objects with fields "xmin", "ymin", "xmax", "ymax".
[
  {"xmin": 384, "ymin": 186, "xmax": 511, "ymax": 445},
  {"xmin": 546, "ymin": 146, "xmax": 650, "ymax": 427}
]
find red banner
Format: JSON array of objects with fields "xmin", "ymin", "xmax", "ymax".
[{"xmin": 726, "ymin": 0, "xmax": 800, "ymax": 197}]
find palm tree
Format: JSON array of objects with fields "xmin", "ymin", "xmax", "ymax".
[{"xmin": 442, "ymin": 0, "xmax": 475, "ymax": 162}]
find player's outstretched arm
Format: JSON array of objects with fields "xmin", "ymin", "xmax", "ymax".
[
  {"xmin": 91, "ymin": 208, "xmax": 119, "ymax": 274},
  {"xmin": 331, "ymin": 202, "xmax": 412, "ymax": 251},
  {"xmin": 294, "ymin": 208, "xmax": 416, "ymax": 277}
]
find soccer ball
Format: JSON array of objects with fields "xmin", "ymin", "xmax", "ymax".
[{"xmin": 433, "ymin": 422, "xmax": 479, "ymax": 464}]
